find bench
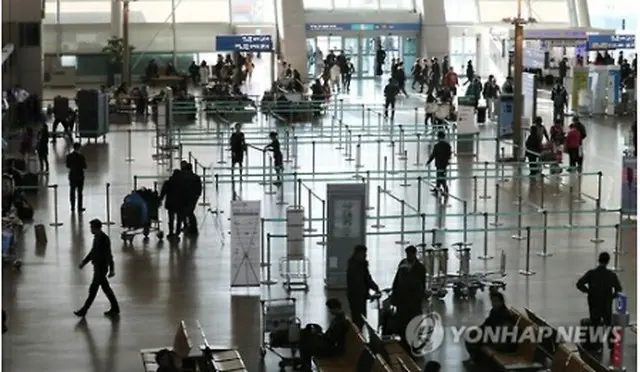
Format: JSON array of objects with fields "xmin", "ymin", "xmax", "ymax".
[
  {"xmin": 479, "ymin": 308, "xmax": 545, "ymax": 371},
  {"xmin": 140, "ymin": 320, "xmax": 247, "ymax": 372},
  {"xmin": 313, "ymin": 319, "xmax": 393, "ymax": 372},
  {"xmin": 362, "ymin": 317, "xmax": 421, "ymax": 372}
]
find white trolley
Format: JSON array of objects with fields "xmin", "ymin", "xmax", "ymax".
[{"xmin": 259, "ymin": 298, "xmax": 302, "ymax": 371}]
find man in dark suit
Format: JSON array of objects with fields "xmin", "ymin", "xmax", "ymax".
[
  {"xmin": 74, "ymin": 219, "xmax": 120, "ymax": 317},
  {"xmin": 65, "ymin": 142, "xmax": 87, "ymax": 212}
]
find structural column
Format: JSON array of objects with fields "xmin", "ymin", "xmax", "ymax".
[
  {"xmin": 416, "ymin": 0, "xmax": 450, "ymax": 58},
  {"xmin": 111, "ymin": 0, "xmax": 122, "ymax": 37},
  {"xmin": 276, "ymin": 0, "xmax": 308, "ymax": 79},
  {"xmin": 575, "ymin": 0, "xmax": 591, "ymax": 27}
]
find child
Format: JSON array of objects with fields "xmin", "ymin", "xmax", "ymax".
[{"xmin": 264, "ymin": 131, "xmax": 283, "ymax": 186}]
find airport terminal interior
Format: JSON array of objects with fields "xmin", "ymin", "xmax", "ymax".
[{"xmin": 1, "ymin": 0, "xmax": 639, "ymax": 371}]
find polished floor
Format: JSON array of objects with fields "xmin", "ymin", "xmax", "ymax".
[{"xmin": 2, "ymin": 77, "xmax": 637, "ymax": 372}]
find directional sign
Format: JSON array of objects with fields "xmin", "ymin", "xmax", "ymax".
[
  {"xmin": 306, "ymin": 23, "xmax": 420, "ymax": 32},
  {"xmin": 215, "ymin": 35, "xmax": 273, "ymax": 52},
  {"xmin": 587, "ymin": 34, "xmax": 635, "ymax": 51}
]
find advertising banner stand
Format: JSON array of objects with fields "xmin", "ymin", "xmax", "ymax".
[{"xmin": 456, "ymin": 96, "xmax": 478, "ymax": 156}]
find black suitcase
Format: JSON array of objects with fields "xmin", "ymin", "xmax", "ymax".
[{"xmin": 477, "ymin": 106, "xmax": 487, "ymax": 124}]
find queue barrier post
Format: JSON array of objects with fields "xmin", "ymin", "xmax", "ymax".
[
  {"xmin": 214, "ymin": 174, "xmax": 219, "ymax": 191},
  {"xmin": 398, "ymin": 125, "xmax": 406, "ymax": 158},
  {"xmin": 199, "ymin": 167, "xmax": 210, "ymax": 207},
  {"xmin": 365, "ymin": 171, "xmax": 374, "ymax": 210},
  {"xmin": 265, "ymin": 157, "xmax": 276, "ymax": 195},
  {"xmin": 462, "ymin": 201, "xmax": 469, "ymax": 243},
  {"xmin": 260, "ymin": 151, "xmax": 267, "ymax": 185},
  {"xmin": 276, "ymin": 172, "xmax": 290, "ymax": 206},
  {"xmin": 292, "ymin": 136, "xmax": 299, "ymax": 170},
  {"xmin": 311, "ymin": 141, "xmax": 316, "ymax": 174},
  {"xmin": 395, "ymin": 200, "xmax": 409, "ymax": 245},
  {"xmin": 125, "ymin": 129, "xmax": 134, "ymax": 162},
  {"xmin": 371, "ymin": 186, "xmax": 386, "ymax": 229},
  {"xmin": 345, "ymin": 128, "xmax": 354, "ymax": 161},
  {"xmin": 390, "ymin": 141, "xmax": 397, "ymax": 174},
  {"xmin": 361, "ymin": 104, "xmax": 365, "ymax": 131},
  {"xmin": 336, "ymin": 120, "xmax": 344, "ymax": 150},
  {"xmin": 260, "ymin": 218, "xmax": 266, "ymax": 266},
  {"xmin": 376, "ymin": 139, "xmax": 382, "ymax": 173},
  {"xmin": 590, "ymin": 198, "xmax": 605, "ymax": 244},
  {"xmin": 382, "ymin": 156, "xmax": 388, "ymax": 192},
  {"xmin": 478, "ymin": 212, "xmax": 494, "ymax": 260},
  {"xmin": 355, "ymin": 144, "xmax": 363, "ymax": 174},
  {"xmin": 479, "ymin": 161, "xmax": 491, "ymax": 199},
  {"xmin": 296, "ymin": 179, "xmax": 302, "ymax": 206},
  {"xmin": 611, "ymin": 224, "xmax": 622, "ymax": 272},
  {"xmin": 316, "ymin": 200, "xmax": 327, "ymax": 246},
  {"xmin": 472, "ymin": 176, "xmax": 479, "ymax": 214},
  {"xmin": 133, "ymin": 175, "xmax": 138, "ymax": 190},
  {"xmin": 567, "ymin": 180, "xmax": 575, "ymax": 227},
  {"xmin": 400, "ymin": 150, "xmax": 411, "ymax": 187},
  {"xmin": 420, "ymin": 213, "xmax": 426, "ymax": 247},
  {"xmin": 285, "ymin": 130, "xmax": 291, "ymax": 163},
  {"xmin": 537, "ymin": 210, "xmax": 552, "ymax": 257},
  {"xmin": 512, "ymin": 195, "xmax": 525, "ymax": 240},
  {"xmin": 304, "ymin": 187, "xmax": 316, "ymax": 232},
  {"xmin": 414, "ymin": 133, "xmax": 422, "ymax": 166},
  {"xmin": 48, "ymin": 184, "xmax": 63, "ymax": 227},
  {"xmin": 490, "ymin": 183, "xmax": 502, "ymax": 226},
  {"xmin": 538, "ymin": 174, "xmax": 546, "ymax": 212},
  {"xmin": 499, "ymin": 147, "xmax": 507, "ymax": 182},
  {"xmin": 104, "ymin": 183, "xmax": 115, "ymax": 225},
  {"xmin": 261, "ymin": 233, "xmax": 278, "ymax": 285},
  {"xmin": 417, "ymin": 176, "xmax": 422, "ymax": 215},
  {"xmin": 519, "ymin": 227, "xmax": 535, "ymax": 276},
  {"xmin": 217, "ymin": 135, "xmax": 226, "ymax": 164}
]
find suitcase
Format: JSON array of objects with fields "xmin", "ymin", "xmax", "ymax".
[{"xmin": 477, "ymin": 106, "xmax": 487, "ymax": 124}]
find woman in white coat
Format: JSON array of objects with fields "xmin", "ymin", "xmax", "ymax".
[
  {"xmin": 329, "ymin": 64, "xmax": 341, "ymax": 93},
  {"xmin": 314, "ymin": 49, "xmax": 324, "ymax": 78}
]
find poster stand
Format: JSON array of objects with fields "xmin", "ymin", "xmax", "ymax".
[{"xmin": 230, "ymin": 200, "xmax": 262, "ymax": 288}]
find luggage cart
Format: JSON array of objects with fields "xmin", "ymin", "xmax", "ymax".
[
  {"xmin": 370, "ymin": 288, "xmax": 435, "ymax": 338},
  {"xmin": 279, "ymin": 257, "xmax": 310, "ymax": 292},
  {"xmin": 120, "ymin": 189, "xmax": 164, "ymax": 244},
  {"xmin": 259, "ymin": 298, "xmax": 302, "ymax": 371}
]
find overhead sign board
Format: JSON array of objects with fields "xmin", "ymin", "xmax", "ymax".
[
  {"xmin": 306, "ymin": 23, "xmax": 420, "ymax": 32},
  {"xmin": 215, "ymin": 35, "xmax": 273, "ymax": 52},
  {"xmin": 522, "ymin": 29, "xmax": 589, "ymax": 40},
  {"xmin": 587, "ymin": 34, "xmax": 635, "ymax": 50}
]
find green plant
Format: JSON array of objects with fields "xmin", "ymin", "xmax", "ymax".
[{"xmin": 102, "ymin": 36, "xmax": 134, "ymax": 65}]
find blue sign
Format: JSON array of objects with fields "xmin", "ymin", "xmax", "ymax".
[
  {"xmin": 215, "ymin": 35, "xmax": 273, "ymax": 52},
  {"xmin": 616, "ymin": 293, "xmax": 627, "ymax": 313},
  {"xmin": 498, "ymin": 95, "xmax": 515, "ymax": 137},
  {"xmin": 306, "ymin": 23, "xmax": 420, "ymax": 32},
  {"xmin": 587, "ymin": 34, "xmax": 635, "ymax": 50},
  {"xmin": 608, "ymin": 68, "xmax": 621, "ymax": 104}
]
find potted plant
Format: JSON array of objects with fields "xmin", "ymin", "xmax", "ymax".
[{"xmin": 103, "ymin": 36, "xmax": 134, "ymax": 87}]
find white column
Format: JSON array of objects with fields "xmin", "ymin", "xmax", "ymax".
[
  {"xmin": 111, "ymin": 0, "xmax": 122, "ymax": 37},
  {"xmin": 276, "ymin": 0, "xmax": 308, "ymax": 78},
  {"xmin": 417, "ymin": 0, "xmax": 450, "ymax": 58}
]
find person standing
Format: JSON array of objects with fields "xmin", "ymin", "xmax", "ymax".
[
  {"xmin": 576, "ymin": 252, "xmax": 622, "ymax": 352},
  {"xmin": 551, "ymin": 79, "xmax": 568, "ymax": 123},
  {"xmin": 264, "ymin": 132, "xmax": 284, "ymax": 186},
  {"xmin": 36, "ymin": 122, "xmax": 50, "ymax": 174},
  {"xmin": 66, "ymin": 143, "xmax": 87, "ymax": 213},
  {"xmin": 343, "ymin": 58, "xmax": 355, "ymax": 93},
  {"xmin": 74, "ymin": 219, "xmax": 120, "ymax": 317},
  {"xmin": 391, "ymin": 245, "xmax": 426, "ymax": 352},
  {"xmin": 160, "ymin": 169, "xmax": 182, "ymax": 240},
  {"xmin": 180, "ymin": 161, "xmax": 202, "ymax": 236},
  {"xmin": 229, "ymin": 124, "xmax": 247, "ymax": 176},
  {"xmin": 346, "ymin": 245, "xmax": 379, "ymax": 329},
  {"xmin": 411, "ymin": 59, "xmax": 423, "ymax": 90}
]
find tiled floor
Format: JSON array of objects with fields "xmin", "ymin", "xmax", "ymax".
[{"xmin": 2, "ymin": 77, "xmax": 637, "ymax": 372}]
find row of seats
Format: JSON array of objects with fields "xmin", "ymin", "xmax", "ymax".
[
  {"xmin": 313, "ymin": 318, "xmax": 421, "ymax": 372},
  {"xmin": 479, "ymin": 307, "xmax": 597, "ymax": 372}
]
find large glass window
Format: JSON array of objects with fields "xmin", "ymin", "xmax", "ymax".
[
  {"xmin": 445, "ymin": 0, "xmax": 478, "ymax": 23},
  {"xmin": 379, "ymin": 0, "xmax": 415, "ymax": 9},
  {"xmin": 129, "ymin": 1, "xmax": 174, "ymax": 23},
  {"xmin": 175, "ymin": 0, "xmax": 231, "ymax": 23},
  {"xmin": 303, "ymin": 0, "xmax": 333, "ymax": 9},
  {"xmin": 231, "ymin": 0, "xmax": 276, "ymax": 23},
  {"xmin": 334, "ymin": 0, "xmax": 378, "ymax": 9},
  {"xmin": 55, "ymin": 1, "xmax": 112, "ymax": 24},
  {"xmin": 529, "ymin": 1, "xmax": 569, "ymax": 23},
  {"xmin": 587, "ymin": 0, "xmax": 638, "ymax": 30}
]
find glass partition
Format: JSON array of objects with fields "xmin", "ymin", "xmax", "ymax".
[
  {"xmin": 587, "ymin": 0, "xmax": 638, "ymax": 30},
  {"xmin": 304, "ymin": 0, "xmax": 415, "ymax": 10},
  {"xmin": 230, "ymin": 0, "xmax": 276, "ymax": 23}
]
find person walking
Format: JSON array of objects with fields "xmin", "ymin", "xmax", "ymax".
[{"xmin": 74, "ymin": 219, "xmax": 120, "ymax": 317}]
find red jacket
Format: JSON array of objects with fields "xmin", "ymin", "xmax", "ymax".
[
  {"xmin": 566, "ymin": 128, "xmax": 581, "ymax": 149},
  {"xmin": 444, "ymin": 71, "xmax": 458, "ymax": 88}
]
